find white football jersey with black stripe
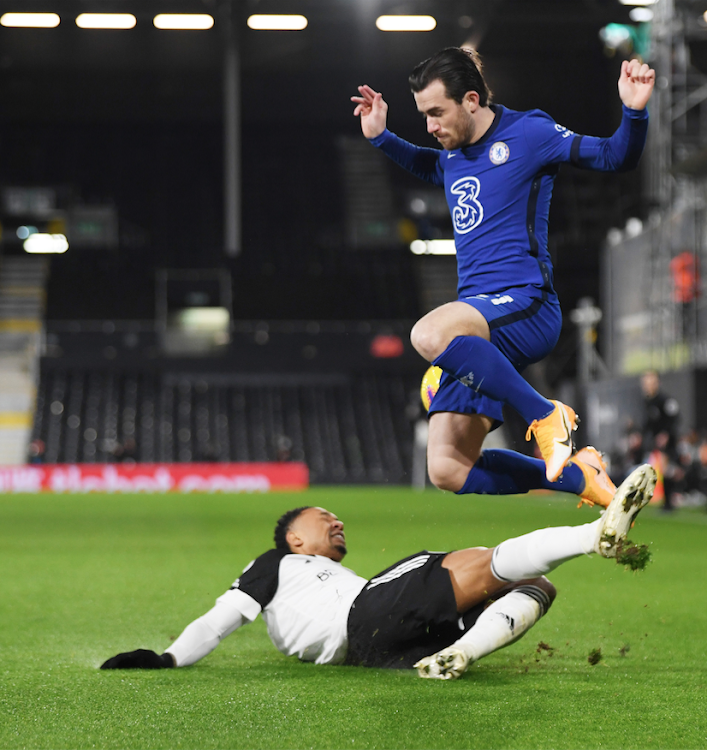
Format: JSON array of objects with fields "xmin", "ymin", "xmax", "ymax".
[{"xmin": 222, "ymin": 549, "xmax": 367, "ymax": 664}]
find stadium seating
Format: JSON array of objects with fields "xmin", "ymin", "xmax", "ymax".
[{"xmin": 32, "ymin": 368, "xmax": 419, "ymax": 483}]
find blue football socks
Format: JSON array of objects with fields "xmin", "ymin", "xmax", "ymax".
[
  {"xmin": 433, "ymin": 335, "xmax": 553, "ymax": 424},
  {"xmin": 457, "ymin": 449, "xmax": 585, "ymax": 496}
]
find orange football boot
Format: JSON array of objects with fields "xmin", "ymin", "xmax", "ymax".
[
  {"xmin": 571, "ymin": 446, "xmax": 616, "ymax": 509},
  {"xmin": 525, "ymin": 400, "xmax": 578, "ymax": 482}
]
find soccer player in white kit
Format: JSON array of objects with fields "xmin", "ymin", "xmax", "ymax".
[{"xmin": 101, "ymin": 465, "xmax": 655, "ymax": 680}]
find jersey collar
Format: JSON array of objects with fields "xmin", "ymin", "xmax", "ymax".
[{"xmin": 462, "ymin": 104, "xmax": 503, "ymax": 154}]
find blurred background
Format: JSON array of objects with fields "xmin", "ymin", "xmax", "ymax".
[{"xmin": 1, "ymin": 0, "xmax": 706, "ymax": 504}]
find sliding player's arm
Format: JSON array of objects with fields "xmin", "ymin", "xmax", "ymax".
[
  {"xmin": 100, "ymin": 590, "xmax": 259, "ymax": 669},
  {"xmin": 352, "ymin": 84, "xmax": 444, "ymax": 186},
  {"xmin": 100, "ymin": 549, "xmax": 281, "ymax": 670},
  {"xmin": 166, "ymin": 590, "xmax": 258, "ymax": 667}
]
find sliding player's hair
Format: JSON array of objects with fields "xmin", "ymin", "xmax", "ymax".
[
  {"xmin": 409, "ymin": 46, "xmax": 492, "ymax": 106},
  {"xmin": 274, "ymin": 506, "xmax": 311, "ymax": 551}
]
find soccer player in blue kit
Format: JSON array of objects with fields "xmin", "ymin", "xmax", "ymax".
[{"xmin": 352, "ymin": 47, "xmax": 655, "ymax": 508}]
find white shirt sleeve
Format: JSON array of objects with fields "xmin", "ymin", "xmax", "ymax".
[{"xmin": 165, "ymin": 589, "xmax": 262, "ymax": 667}]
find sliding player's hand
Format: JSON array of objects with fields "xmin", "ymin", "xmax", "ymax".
[
  {"xmin": 100, "ymin": 649, "xmax": 174, "ymax": 669},
  {"xmin": 351, "ymin": 85, "xmax": 388, "ymax": 138},
  {"xmin": 618, "ymin": 59, "xmax": 655, "ymax": 110}
]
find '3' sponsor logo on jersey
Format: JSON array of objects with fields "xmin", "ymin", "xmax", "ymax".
[{"xmin": 450, "ymin": 176, "xmax": 483, "ymax": 234}]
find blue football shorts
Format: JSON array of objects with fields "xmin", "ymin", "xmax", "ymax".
[{"xmin": 428, "ymin": 287, "xmax": 562, "ymax": 427}]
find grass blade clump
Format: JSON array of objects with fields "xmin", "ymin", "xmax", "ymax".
[{"xmin": 615, "ymin": 539, "xmax": 652, "ymax": 571}]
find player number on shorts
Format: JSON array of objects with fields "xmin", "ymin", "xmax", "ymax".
[{"xmin": 491, "ymin": 295, "xmax": 514, "ymax": 306}]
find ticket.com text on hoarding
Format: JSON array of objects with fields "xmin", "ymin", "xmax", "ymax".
[{"xmin": 0, "ymin": 463, "xmax": 309, "ymax": 493}]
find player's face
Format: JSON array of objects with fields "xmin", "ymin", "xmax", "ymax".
[
  {"xmin": 414, "ymin": 79, "xmax": 476, "ymax": 150},
  {"xmin": 288, "ymin": 507, "xmax": 347, "ymax": 561}
]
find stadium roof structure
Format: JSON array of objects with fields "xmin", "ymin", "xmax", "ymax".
[
  {"xmin": 0, "ymin": 0, "xmax": 653, "ymax": 319},
  {"xmin": 0, "ymin": 0, "xmax": 640, "ymax": 125}
]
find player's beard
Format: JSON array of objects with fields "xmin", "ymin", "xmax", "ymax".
[
  {"xmin": 445, "ymin": 110, "xmax": 476, "ymax": 150},
  {"xmin": 452, "ymin": 110, "xmax": 476, "ymax": 148}
]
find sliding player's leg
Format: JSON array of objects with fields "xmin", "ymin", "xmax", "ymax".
[{"xmin": 415, "ymin": 464, "xmax": 657, "ymax": 679}]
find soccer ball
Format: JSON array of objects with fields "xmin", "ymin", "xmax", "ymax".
[{"xmin": 420, "ymin": 366, "xmax": 443, "ymax": 411}]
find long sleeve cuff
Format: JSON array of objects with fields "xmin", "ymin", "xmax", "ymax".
[
  {"xmin": 368, "ymin": 129, "xmax": 395, "ymax": 148},
  {"xmin": 622, "ymin": 103, "xmax": 649, "ymax": 119},
  {"xmin": 366, "ymin": 129, "xmax": 444, "ymax": 186}
]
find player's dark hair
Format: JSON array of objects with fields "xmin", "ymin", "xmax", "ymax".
[
  {"xmin": 409, "ymin": 47, "xmax": 492, "ymax": 107},
  {"xmin": 274, "ymin": 506, "xmax": 311, "ymax": 551}
]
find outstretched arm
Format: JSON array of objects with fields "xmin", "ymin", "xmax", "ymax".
[
  {"xmin": 164, "ymin": 601, "xmax": 245, "ymax": 666},
  {"xmin": 571, "ymin": 59, "xmax": 655, "ymax": 172},
  {"xmin": 352, "ymin": 84, "xmax": 444, "ymax": 186},
  {"xmin": 100, "ymin": 597, "xmax": 250, "ymax": 670}
]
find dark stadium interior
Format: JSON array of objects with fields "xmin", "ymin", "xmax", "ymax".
[
  {"xmin": 0, "ymin": 0, "xmax": 643, "ymax": 314},
  {"xmin": 0, "ymin": 0, "xmax": 653, "ymax": 478}
]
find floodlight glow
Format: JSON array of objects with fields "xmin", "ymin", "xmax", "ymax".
[
  {"xmin": 16, "ymin": 225, "xmax": 38, "ymax": 240},
  {"xmin": 376, "ymin": 15, "xmax": 437, "ymax": 32},
  {"xmin": 176, "ymin": 307, "xmax": 230, "ymax": 331},
  {"xmin": 619, "ymin": 0, "xmax": 657, "ymax": 5},
  {"xmin": 23, "ymin": 233, "xmax": 69, "ymax": 254},
  {"xmin": 410, "ymin": 239, "xmax": 456, "ymax": 255},
  {"xmin": 1, "ymin": 13, "xmax": 60, "ymax": 28},
  {"xmin": 76, "ymin": 13, "xmax": 136, "ymax": 29},
  {"xmin": 629, "ymin": 8, "xmax": 654, "ymax": 21},
  {"xmin": 599, "ymin": 24, "xmax": 632, "ymax": 48},
  {"xmin": 247, "ymin": 15, "xmax": 308, "ymax": 30},
  {"xmin": 153, "ymin": 14, "xmax": 214, "ymax": 30}
]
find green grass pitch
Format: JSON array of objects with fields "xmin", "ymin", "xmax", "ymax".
[{"xmin": 1, "ymin": 487, "xmax": 706, "ymax": 749}]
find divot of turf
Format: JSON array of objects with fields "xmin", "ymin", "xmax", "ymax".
[
  {"xmin": 615, "ymin": 539, "xmax": 652, "ymax": 571},
  {"xmin": 587, "ymin": 647, "xmax": 602, "ymax": 665}
]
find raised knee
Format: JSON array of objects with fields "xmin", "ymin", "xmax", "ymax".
[
  {"xmin": 427, "ymin": 459, "xmax": 468, "ymax": 493},
  {"xmin": 410, "ymin": 321, "xmax": 448, "ymax": 362}
]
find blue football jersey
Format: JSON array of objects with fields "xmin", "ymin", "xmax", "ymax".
[{"xmin": 370, "ymin": 104, "xmax": 648, "ymax": 299}]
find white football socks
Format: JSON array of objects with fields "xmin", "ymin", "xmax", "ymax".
[
  {"xmin": 454, "ymin": 588, "xmax": 546, "ymax": 662},
  {"xmin": 491, "ymin": 519, "xmax": 601, "ymax": 582},
  {"xmin": 450, "ymin": 521, "xmax": 603, "ymax": 665}
]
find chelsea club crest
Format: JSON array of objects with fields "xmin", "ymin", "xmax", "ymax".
[{"xmin": 489, "ymin": 141, "xmax": 510, "ymax": 165}]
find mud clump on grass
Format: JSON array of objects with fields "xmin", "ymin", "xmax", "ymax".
[
  {"xmin": 615, "ymin": 540, "xmax": 652, "ymax": 571},
  {"xmin": 588, "ymin": 648, "xmax": 602, "ymax": 666}
]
